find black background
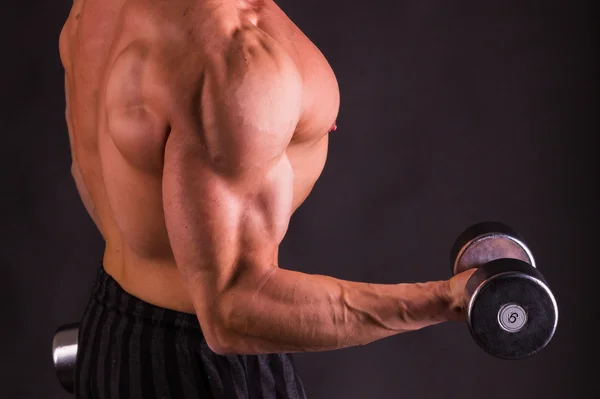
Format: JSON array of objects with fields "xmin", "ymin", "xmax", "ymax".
[{"xmin": 1, "ymin": 1, "xmax": 597, "ymax": 398}]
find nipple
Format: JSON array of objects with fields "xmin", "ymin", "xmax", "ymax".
[{"xmin": 329, "ymin": 123, "xmax": 338, "ymax": 132}]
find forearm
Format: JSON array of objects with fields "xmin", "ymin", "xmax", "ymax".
[{"xmin": 204, "ymin": 267, "xmax": 453, "ymax": 355}]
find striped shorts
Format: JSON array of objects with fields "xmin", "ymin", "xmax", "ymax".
[{"xmin": 75, "ymin": 266, "xmax": 307, "ymax": 399}]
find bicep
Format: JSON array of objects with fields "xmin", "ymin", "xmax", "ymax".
[
  {"xmin": 161, "ymin": 26, "xmax": 302, "ymax": 325},
  {"xmin": 163, "ymin": 146, "xmax": 295, "ymax": 281}
]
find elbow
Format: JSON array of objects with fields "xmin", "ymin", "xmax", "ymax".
[
  {"xmin": 204, "ymin": 329, "xmax": 238, "ymax": 356},
  {"xmin": 199, "ymin": 265, "xmax": 276, "ymax": 355},
  {"xmin": 201, "ymin": 294, "xmax": 251, "ymax": 356},
  {"xmin": 200, "ymin": 310, "xmax": 239, "ymax": 356}
]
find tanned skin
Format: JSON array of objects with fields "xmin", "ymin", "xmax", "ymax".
[{"xmin": 59, "ymin": 0, "xmax": 475, "ymax": 355}]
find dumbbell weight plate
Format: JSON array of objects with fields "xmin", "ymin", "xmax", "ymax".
[
  {"xmin": 466, "ymin": 258, "xmax": 558, "ymax": 359},
  {"xmin": 52, "ymin": 323, "xmax": 80, "ymax": 393},
  {"xmin": 451, "ymin": 221, "xmax": 536, "ymax": 275}
]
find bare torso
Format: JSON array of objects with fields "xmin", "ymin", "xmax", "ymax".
[{"xmin": 59, "ymin": 0, "xmax": 339, "ymax": 313}]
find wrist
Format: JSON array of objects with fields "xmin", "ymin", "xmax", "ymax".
[
  {"xmin": 422, "ymin": 279, "xmax": 456, "ymax": 323},
  {"xmin": 393, "ymin": 280, "xmax": 453, "ymax": 330},
  {"xmin": 437, "ymin": 278, "xmax": 460, "ymax": 321}
]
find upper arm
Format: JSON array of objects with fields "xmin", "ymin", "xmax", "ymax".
[{"xmin": 161, "ymin": 25, "xmax": 303, "ymax": 338}]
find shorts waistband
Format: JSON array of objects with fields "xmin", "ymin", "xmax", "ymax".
[{"xmin": 90, "ymin": 264, "xmax": 201, "ymax": 330}]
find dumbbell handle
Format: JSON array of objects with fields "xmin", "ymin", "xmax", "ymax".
[{"xmin": 52, "ymin": 323, "xmax": 80, "ymax": 394}]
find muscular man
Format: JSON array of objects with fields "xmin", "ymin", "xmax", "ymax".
[{"xmin": 59, "ymin": 0, "xmax": 475, "ymax": 397}]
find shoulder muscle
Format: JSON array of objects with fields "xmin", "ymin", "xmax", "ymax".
[{"xmin": 168, "ymin": 23, "xmax": 303, "ymax": 177}]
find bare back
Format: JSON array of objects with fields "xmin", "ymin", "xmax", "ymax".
[{"xmin": 60, "ymin": 0, "xmax": 340, "ymax": 313}]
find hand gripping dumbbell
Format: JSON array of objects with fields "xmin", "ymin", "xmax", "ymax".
[
  {"xmin": 450, "ymin": 221, "xmax": 558, "ymax": 359},
  {"xmin": 52, "ymin": 323, "xmax": 80, "ymax": 393}
]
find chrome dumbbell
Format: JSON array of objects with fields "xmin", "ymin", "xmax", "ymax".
[
  {"xmin": 451, "ymin": 221, "xmax": 558, "ymax": 359},
  {"xmin": 52, "ymin": 323, "xmax": 80, "ymax": 393}
]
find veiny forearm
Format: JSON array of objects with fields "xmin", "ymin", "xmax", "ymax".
[{"xmin": 206, "ymin": 267, "xmax": 453, "ymax": 355}]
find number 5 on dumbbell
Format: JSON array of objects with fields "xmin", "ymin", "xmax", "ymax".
[{"xmin": 450, "ymin": 222, "xmax": 558, "ymax": 360}]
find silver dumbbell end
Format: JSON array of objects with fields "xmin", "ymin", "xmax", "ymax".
[{"xmin": 52, "ymin": 323, "xmax": 80, "ymax": 393}]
